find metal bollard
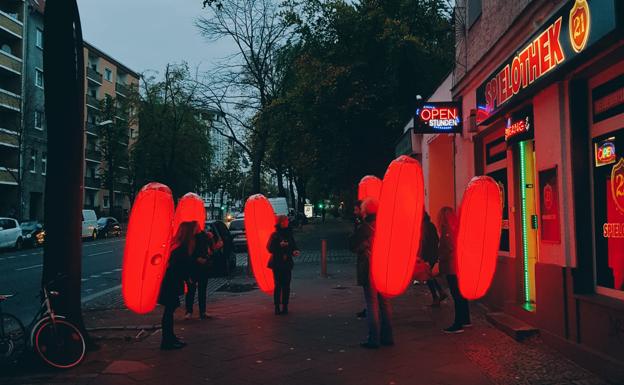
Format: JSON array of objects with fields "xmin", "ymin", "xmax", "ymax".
[{"xmin": 321, "ymin": 239, "xmax": 328, "ymax": 277}]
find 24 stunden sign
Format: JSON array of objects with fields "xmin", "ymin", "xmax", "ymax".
[{"xmin": 476, "ymin": 0, "xmax": 619, "ymax": 124}]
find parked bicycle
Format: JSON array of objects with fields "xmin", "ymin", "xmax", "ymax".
[{"xmin": 0, "ymin": 279, "xmax": 86, "ymax": 369}]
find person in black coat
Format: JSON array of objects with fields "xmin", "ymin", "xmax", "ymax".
[
  {"xmin": 420, "ymin": 211, "xmax": 448, "ymax": 307},
  {"xmin": 158, "ymin": 221, "xmax": 198, "ymax": 350},
  {"xmin": 267, "ymin": 215, "xmax": 300, "ymax": 315},
  {"xmin": 185, "ymin": 229, "xmax": 216, "ymax": 320}
]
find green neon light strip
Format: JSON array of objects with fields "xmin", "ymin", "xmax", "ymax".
[{"xmin": 519, "ymin": 141, "xmax": 530, "ymax": 304}]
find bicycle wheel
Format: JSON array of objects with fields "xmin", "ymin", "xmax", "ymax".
[
  {"xmin": 33, "ymin": 319, "xmax": 86, "ymax": 369},
  {"xmin": 0, "ymin": 313, "xmax": 27, "ymax": 365}
]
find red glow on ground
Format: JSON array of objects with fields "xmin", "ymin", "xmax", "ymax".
[
  {"xmin": 244, "ymin": 194, "xmax": 276, "ymax": 294},
  {"xmin": 172, "ymin": 193, "xmax": 206, "ymax": 235},
  {"xmin": 457, "ymin": 176, "xmax": 503, "ymax": 300},
  {"xmin": 371, "ymin": 156, "xmax": 425, "ymax": 297},
  {"xmin": 358, "ymin": 175, "xmax": 382, "ymax": 201},
  {"xmin": 122, "ymin": 183, "xmax": 175, "ymax": 314}
]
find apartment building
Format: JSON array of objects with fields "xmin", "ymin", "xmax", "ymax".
[{"xmin": 84, "ymin": 41, "xmax": 139, "ymax": 219}]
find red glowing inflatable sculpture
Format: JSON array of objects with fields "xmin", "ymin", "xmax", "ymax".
[
  {"xmin": 457, "ymin": 176, "xmax": 503, "ymax": 300},
  {"xmin": 172, "ymin": 192, "xmax": 206, "ymax": 235},
  {"xmin": 371, "ymin": 156, "xmax": 425, "ymax": 297},
  {"xmin": 358, "ymin": 175, "xmax": 382, "ymax": 201},
  {"xmin": 122, "ymin": 183, "xmax": 175, "ymax": 314},
  {"xmin": 244, "ymin": 194, "xmax": 276, "ymax": 294}
]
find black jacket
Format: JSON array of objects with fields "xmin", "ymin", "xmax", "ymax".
[
  {"xmin": 189, "ymin": 231, "xmax": 215, "ymax": 280},
  {"xmin": 158, "ymin": 246, "xmax": 192, "ymax": 307},
  {"xmin": 420, "ymin": 220, "xmax": 440, "ymax": 266},
  {"xmin": 267, "ymin": 227, "xmax": 298, "ymax": 271},
  {"xmin": 349, "ymin": 214, "xmax": 375, "ymax": 286}
]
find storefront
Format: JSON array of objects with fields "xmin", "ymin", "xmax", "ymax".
[{"xmin": 452, "ymin": 0, "xmax": 624, "ymax": 379}]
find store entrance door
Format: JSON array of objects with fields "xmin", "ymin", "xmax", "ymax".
[{"xmin": 513, "ymin": 140, "xmax": 539, "ymax": 310}]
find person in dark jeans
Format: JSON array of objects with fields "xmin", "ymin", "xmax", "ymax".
[
  {"xmin": 159, "ymin": 221, "xmax": 198, "ymax": 350},
  {"xmin": 185, "ymin": 229, "xmax": 215, "ymax": 320},
  {"xmin": 420, "ymin": 211, "xmax": 448, "ymax": 307},
  {"xmin": 437, "ymin": 207, "xmax": 470, "ymax": 333},
  {"xmin": 351, "ymin": 200, "xmax": 367, "ymax": 319},
  {"xmin": 267, "ymin": 215, "xmax": 300, "ymax": 315},
  {"xmin": 350, "ymin": 198, "xmax": 394, "ymax": 349}
]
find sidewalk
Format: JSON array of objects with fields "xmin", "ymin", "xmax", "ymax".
[{"xmin": 0, "ymin": 257, "xmax": 610, "ymax": 385}]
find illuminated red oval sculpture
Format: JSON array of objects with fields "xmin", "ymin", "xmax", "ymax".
[
  {"xmin": 370, "ymin": 156, "xmax": 425, "ymax": 297},
  {"xmin": 358, "ymin": 175, "xmax": 382, "ymax": 201},
  {"xmin": 457, "ymin": 176, "xmax": 503, "ymax": 300},
  {"xmin": 122, "ymin": 183, "xmax": 174, "ymax": 314},
  {"xmin": 244, "ymin": 194, "xmax": 275, "ymax": 294},
  {"xmin": 172, "ymin": 192, "xmax": 206, "ymax": 235}
]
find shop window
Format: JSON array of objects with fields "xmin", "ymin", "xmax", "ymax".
[{"xmin": 592, "ymin": 128, "xmax": 624, "ymax": 294}]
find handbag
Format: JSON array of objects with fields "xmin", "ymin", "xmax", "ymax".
[{"xmin": 413, "ymin": 259, "xmax": 432, "ymax": 281}]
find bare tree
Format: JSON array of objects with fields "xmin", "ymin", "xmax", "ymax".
[{"xmin": 197, "ymin": 0, "xmax": 290, "ymax": 194}]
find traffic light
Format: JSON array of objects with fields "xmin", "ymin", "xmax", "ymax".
[{"xmin": 317, "ymin": 203, "xmax": 324, "ymax": 209}]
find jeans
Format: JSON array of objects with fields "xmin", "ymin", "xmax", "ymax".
[
  {"xmin": 185, "ymin": 278, "xmax": 208, "ymax": 314},
  {"xmin": 426, "ymin": 278, "xmax": 443, "ymax": 299},
  {"xmin": 273, "ymin": 269, "xmax": 292, "ymax": 305},
  {"xmin": 363, "ymin": 283, "xmax": 394, "ymax": 346},
  {"xmin": 161, "ymin": 304, "xmax": 176, "ymax": 343},
  {"xmin": 446, "ymin": 274, "xmax": 470, "ymax": 326}
]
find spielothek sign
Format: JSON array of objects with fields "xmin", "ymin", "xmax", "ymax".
[{"xmin": 476, "ymin": 0, "xmax": 619, "ymax": 124}]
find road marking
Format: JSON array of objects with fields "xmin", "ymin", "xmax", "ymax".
[
  {"xmin": 83, "ymin": 238, "xmax": 125, "ymax": 248},
  {"xmin": 113, "ymin": 268, "xmax": 122, "ymax": 272},
  {"xmin": 8, "ymin": 256, "xmax": 16, "ymax": 259},
  {"xmin": 88, "ymin": 251, "xmax": 113, "ymax": 257},
  {"xmin": 90, "ymin": 275, "xmax": 101, "ymax": 279},
  {"xmin": 81, "ymin": 284, "xmax": 121, "ymax": 303},
  {"xmin": 18, "ymin": 254, "xmax": 28, "ymax": 257},
  {"xmin": 16, "ymin": 264, "xmax": 43, "ymax": 271},
  {"xmin": 102, "ymin": 271, "xmax": 112, "ymax": 275},
  {"xmin": 81, "ymin": 278, "xmax": 89, "ymax": 282}
]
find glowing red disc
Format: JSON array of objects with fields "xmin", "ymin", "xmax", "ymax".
[
  {"xmin": 457, "ymin": 176, "xmax": 503, "ymax": 300},
  {"xmin": 371, "ymin": 156, "xmax": 425, "ymax": 297},
  {"xmin": 244, "ymin": 194, "xmax": 275, "ymax": 294},
  {"xmin": 172, "ymin": 192, "xmax": 206, "ymax": 235},
  {"xmin": 358, "ymin": 175, "xmax": 382, "ymax": 201},
  {"xmin": 122, "ymin": 183, "xmax": 174, "ymax": 314}
]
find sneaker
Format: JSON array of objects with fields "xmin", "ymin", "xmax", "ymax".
[
  {"xmin": 200, "ymin": 313, "xmax": 213, "ymax": 320},
  {"xmin": 184, "ymin": 313, "xmax": 192, "ymax": 320},
  {"xmin": 462, "ymin": 322, "xmax": 473, "ymax": 328},
  {"xmin": 443, "ymin": 325, "xmax": 464, "ymax": 334},
  {"xmin": 360, "ymin": 341, "xmax": 379, "ymax": 349},
  {"xmin": 160, "ymin": 340, "xmax": 187, "ymax": 350}
]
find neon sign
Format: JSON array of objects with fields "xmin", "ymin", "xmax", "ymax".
[
  {"xmin": 505, "ymin": 116, "xmax": 531, "ymax": 142},
  {"xmin": 414, "ymin": 102, "xmax": 462, "ymax": 134},
  {"xmin": 569, "ymin": 0, "xmax": 590, "ymax": 53},
  {"xmin": 595, "ymin": 139, "xmax": 616, "ymax": 167}
]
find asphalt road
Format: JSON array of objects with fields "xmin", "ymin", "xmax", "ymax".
[{"xmin": 0, "ymin": 236, "xmax": 126, "ymax": 323}]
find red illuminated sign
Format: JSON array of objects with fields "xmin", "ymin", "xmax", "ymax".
[
  {"xmin": 595, "ymin": 139, "xmax": 616, "ymax": 167},
  {"xmin": 414, "ymin": 102, "xmax": 462, "ymax": 134},
  {"xmin": 505, "ymin": 115, "xmax": 532, "ymax": 143},
  {"xmin": 569, "ymin": 0, "xmax": 590, "ymax": 53}
]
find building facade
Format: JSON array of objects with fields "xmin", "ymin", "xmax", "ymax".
[{"xmin": 409, "ymin": 0, "xmax": 623, "ymax": 380}]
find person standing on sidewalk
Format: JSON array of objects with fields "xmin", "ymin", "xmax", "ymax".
[
  {"xmin": 159, "ymin": 221, "xmax": 198, "ymax": 350},
  {"xmin": 437, "ymin": 207, "xmax": 471, "ymax": 334},
  {"xmin": 350, "ymin": 200, "xmax": 366, "ymax": 319},
  {"xmin": 267, "ymin": 215, "xmax": 300, "ymax": 315},
  {"xmin": 184, "ymin": 229, "xmax": 215, "ymax": 320},
  {"xmin": 350, "ymin": 198, "xmax": 394, "ymax": 349},
  {"xmin": 420, "ymin": 211, "xmax": 448, "ymax": 307}
]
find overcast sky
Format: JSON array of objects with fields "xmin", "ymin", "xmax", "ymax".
[{"xmin": 77, "ymin": 0, "xmax": 235, "ymax": 76}]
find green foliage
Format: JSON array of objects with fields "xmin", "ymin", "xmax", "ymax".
[{"xmin": 131, "ymin": 64, "xmax": 212, "ymax": 198}]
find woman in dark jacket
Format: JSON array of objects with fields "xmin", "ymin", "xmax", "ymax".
[
  {"xmin": 267, "ymin": 215, "xmax": 300, "ymax": 315},
  {"xmin": 184, "ymin": 229, "xmax": 215, "ymax": 320},
  {"xmin": 159, "ymin": 221, "xmax": 198, "ymax": 350},
  {"xmin": 420, "ymin": 211, "xmax": 448, "ymax": 307}
]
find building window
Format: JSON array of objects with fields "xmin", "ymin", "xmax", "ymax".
[
  {"xmin": 36, "ymin": 28, "xmax": 43, "ymax": 49},
  {"xmin": 467, "ymin": 0, "xmax": 482, "ymax": 28},
  {"xmin": 104, "ymin": 68, "xmax": 113, "ymax": 82},
  {"xmin": 103, "ymin": 195, "xmax": 110, "ymax": 208},
  {"xmin": 30, "ymin": 150, "xmax": 36, "ymax": 173},
  {"xmin": 41, "ymin": 152, "xmax": 47, "ymax": 175},
  {"xmin": 34, "ymin": 110, "xmax": 44, "ymax": 130},
  {"xmin": 35, "ymin": 68, "xmax": 44, "ymax": 88}
]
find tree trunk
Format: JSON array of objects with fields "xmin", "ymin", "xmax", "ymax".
[
  {"xmin": 288, "ymin": 172, "xmax": 296, "ymax": 211},
  {"xmin": 251, "ymin": 151, "xmax": 262, "ymax": 195},
  {"xmin": 276, "ymin": 167, "xmax": 286, "ymax": 197},
  {"xmin": 42, "ymin": 0, "xmax": 90, "ymax": 343}
]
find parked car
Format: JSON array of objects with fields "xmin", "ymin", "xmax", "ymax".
[
  {"xmin": 0, "ymin": 218, "xmax": 22, "ymax": 250},
  {"xmin": 206, "ymin": 220, "xmax": 236, "ymax": 277},
  {"xmin": 81, "ymin": 209, "xmax": 98, "ymax": 240},
  {"xmin": 20, "ymin": 221, "xmax": 45, "ymax": 248},
  {"xmin": 228, "ymin": 218, "xmax": 247, "ymax": 252},
  {"xmin": 97, "ymin": 217, "xmax": 122, "ymax": 238}
]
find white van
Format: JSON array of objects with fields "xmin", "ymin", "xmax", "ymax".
[
  {"xmin": 81, "ymin": 209, "xmax": 98, "ymax": 240},
  {"xmin": 268, "ymin": 197, "xmax": 289, "ymax": 217}
]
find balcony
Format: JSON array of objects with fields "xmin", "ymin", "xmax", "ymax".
[
  {"xmin": 86, "ymin": 122, "xmax": 98, "ymax": 135},
  {"xmin": 86, "ymin": 67, "xmax": 102, "ymax": 84},
  {"xmin": 84, "ymin": 176, "xmax": 101, "ymax": 190},
  {"xmin": 85, "ymin": 147, "xmax": 100, "ymax": 161},
  {"xmin": 86, "ymin": 94, "xmax": 99, "ymax": 109},
  {"xmin": 0, "ymin": 88, "xmax": 20, "ymax": 111},
  {"xmin": 0, "ymin": 49, "xmax": 21, "ymax": 74},
  {"xmin": 0, "ymin": 167, "xmax": 17, "ymax": 185},
  {"xmin": 115, "ymin": 82, "xmax": 129, "ymax": 96},
  {"xmin": 0, "ymin": 129, "xmax": 18, "ymax": 147},
  {"xmin": 0, "ymin": 10, "xmax": 23, "ymax": 38}
]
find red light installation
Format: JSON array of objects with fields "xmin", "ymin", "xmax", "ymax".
[
  {"xmin": 358, "ymin": 175, "xmax": 382, "ymax": 201},
  {"xmin": 172, "ymin": 193, "xmax": 206, "ymax": 235},
  {"xmin": 457, "ymin": 176, "xmax": 503, "ymax": 300},
  {"xmin": 122, "ymin": 183, "xmax": 175, "ymax": 314},
  {"xmin": 370, "ymin": 156, "xmax": 425, "ymax": 297},
  {"xmin": 244, "ymin": 194, "xmax": 276, "ymax": 294}
]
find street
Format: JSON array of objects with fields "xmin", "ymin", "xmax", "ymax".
[{"xmin": 0, "ymin": 237, "xmax": 126, "ymax": 322}]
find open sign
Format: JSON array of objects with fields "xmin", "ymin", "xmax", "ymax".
[{"xmin": 414, "ymin": 102, "xmax": 462, "ymax": 134}]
